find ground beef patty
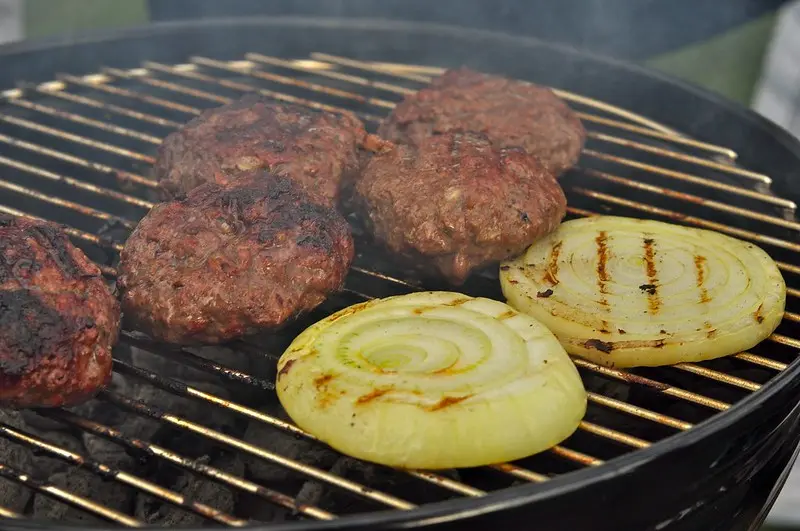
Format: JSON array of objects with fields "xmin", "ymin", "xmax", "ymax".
[
  {"xmin": 379, "ymin": 68, "xmax": 586, "ymax": 176},
  {"xmin": 352, "ymin": 133, "xmax": 567, "ymax": 284},
  {"xmin": 155, "ymin": 95, "xmax": 375, "ymax": 206},
  {"xmin": 118, "ymin": 172, "xmax": 354, "ymax": 345},
  {"xmin": 0, "ymin": 215, "xmax": 119, "ymax": 408}
]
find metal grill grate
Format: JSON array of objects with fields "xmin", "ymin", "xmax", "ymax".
[{"xmin": 0, "ymin": 51, "xmax": 797, "ymax": 526}]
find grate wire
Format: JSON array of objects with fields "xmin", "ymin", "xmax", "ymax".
[{"xmin": 0, "ymin": 51, "xmax": 796, "ymax": 525}]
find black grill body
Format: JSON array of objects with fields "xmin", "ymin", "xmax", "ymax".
[{"xmin": 0, "ymin": 18, "xmax": 797, "ymax": 531}]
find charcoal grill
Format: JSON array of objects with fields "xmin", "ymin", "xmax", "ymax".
[{"xmin": 0, "ymin": 17, "xmax": 799, "ymax": 531}]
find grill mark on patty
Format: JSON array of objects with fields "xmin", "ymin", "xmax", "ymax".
[
  {"xmin": 595, "ymin": 232, "xmax": 610, "ymax": 306},
  {"xmin": 29, "ymin": 225, "xmax": 81, "ymax": 278},
  {"xmin": 542, "ymin": 241, "xmax": 562, "ymax": 285},
  {"xmin": 0, "ymin": 290, "xmax": 82, "ymax": 377},
  {"xmin": 694, "ymin": 255, "xmax": 710, "ymax": 303},
  {"xmin": 642, "ymin": 238, "xmax": 661, "ymax": 314},
  {"xmin": 200, "ymin": 175, "xmax": 344, "ymax": 255},
  {"xmin": 0, "ymin": 221, "xmax": 85, "ymax": 285}
]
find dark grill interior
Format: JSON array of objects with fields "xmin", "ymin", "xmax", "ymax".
[{"xmin": 0, "ymin": 51, "xmax": 797, "ymax": 527}]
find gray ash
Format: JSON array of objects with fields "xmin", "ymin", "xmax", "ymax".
[
  {"xmin": 32, "ymin": 469, "xmax": 135, "ymax": 524},
  {"xmin": 295, "ymin": 456, "xmax": 462, "ymax": 512},
  {"xmin": 241, "ymin": 401, "xmax": 338, "ymax": 491},
  {"xmin": 0, "ymin": 338, "xmax": 462, "ymax": 524},
  {"xmin": 0, "ymin": 410, "xmax": 33, "ymax": 512},
  {"xmin": 130, "ymin": 345, "xmax": 253, "ymax": 387},
  {"xmin": 136, "ymin": 452, "xmax": 243, "ymax": 527}
]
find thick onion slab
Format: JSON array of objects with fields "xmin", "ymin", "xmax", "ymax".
[
  {"xmin": 500, "ymin": 216, "xmax": 786, "ymax": 368},
  {"xmin": 276, "ymin": 291, "xmax": 587, "ymax": 469}
]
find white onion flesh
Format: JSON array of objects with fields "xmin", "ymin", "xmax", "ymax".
[
  {"xmin": 500, "ymin": 216, "xmax": 786, "ymax": 368},
  {"xmin": 276, "ymin": 291, "xmax": 587, "ymax": 469}
]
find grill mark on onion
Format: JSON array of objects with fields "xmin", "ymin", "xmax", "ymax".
[
  {"xmin": 328, "ymin": 301, "xmax": 371, "ymax": 322},
  {"xmin": 694, "ymin": 254, "xmax": 710, "ymax": 303},
  {"xmin": 542, "ymin": 240, "xmax": 562, "ymax": 285},
  {"xmin": 356, "ymin": 386, "xmax": 394, "ymax": 405},
  {"xmin": 314, "ymin": 373, "xmax": 334, "ymax": 388},
  {"xmin": 314, "ymin": 373, "xmax": 339, "ymax": 408},
  {"xmin": 278, "ymin": 358, "xmax": 296, "ymax": 379},
  {"xmin": 642, "ymin": 237, "xmax": 661, "ymax": 314},
  {"xmin": 584, "ymin": 338, "xmax": 614, "ymax": 353},
  {"xmin": 427, "ymin": 394, "xmax": 474, "ymax": 411},
  {"xmin": 754, "ymin": 303, "xmax": 764, "ymax": 324},
  {"xmin": 595, "ymin": 232, "xmax": 610, "ymax": 308}
]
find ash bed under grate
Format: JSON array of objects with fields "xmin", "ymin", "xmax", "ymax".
[{"xmin": 0, "ymin": 51, "xmax": 797, "ymax": 527}]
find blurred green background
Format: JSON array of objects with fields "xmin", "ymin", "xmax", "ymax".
[{"xmin": 25, "ymin": 0, "xmax": 778, "ymax": 107}]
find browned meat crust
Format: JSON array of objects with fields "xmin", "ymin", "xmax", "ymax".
[
  {"xmin": 378, "ymin": 68, "xmax": 586, "ymax": 176},
  {"xmin": 352, "ymin": 133, "xmax": 567, "ymax": 284},
  {"xmin": 118, "ymin": 172, "xmax": 354, "ymax": 345},
  {"xmin": 154, "ymin": 95, "xmax": 371, "ymax": 207},
  {"xmin": 0, "ymin": 215, "xmax": 119, "ymax": 408}
]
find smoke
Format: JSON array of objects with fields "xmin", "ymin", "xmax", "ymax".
[{"xmin": 148, "ymin": 0, "xmax": 787, "ymax": 61}]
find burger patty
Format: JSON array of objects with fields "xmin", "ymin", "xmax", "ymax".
[
  {"xmin": 352, "ymin": 132, "xmax": 567, "ymax": 284},
  {"xmin": 118, "ymin": 172, "xmax": 355, "ymax": 345},
  {"xmin": 154, "ymin": 95, "xmax": 374, "ymax": 207},
  {"xmin": 379, "ymin": 68, "xmax": 586, "ymax": 176},
  {"xmin": 0, "ymin": 215, "xmax": 119, "ymax": 408}
]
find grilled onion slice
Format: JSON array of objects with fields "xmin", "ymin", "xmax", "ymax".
[
  {"xmin": 500, "ymin": 216, "xmax": 786, "ymax": 368},
  {"xmin": 276, "ymin": 291, "xmax": 586, "ymax": 469}
]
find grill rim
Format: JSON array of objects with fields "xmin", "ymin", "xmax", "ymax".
[{"xmin": 0, "ymin": 17, "xmax": 798, "ymax": 529}]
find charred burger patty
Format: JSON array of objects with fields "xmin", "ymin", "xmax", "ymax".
[
  {"xmin": 118, "ymin": 172, "xmax": 355, "ymax": 344},
  {"xmin": 0, "ymin": 215, "xmax": 119, "ymax": 408},
  {"xmin": 352, "ymin": 132, "xmax": 567, "ymax": 284},
  {"xmin": 379, "ymin": 68, "xmax": 586, "ymax": 176},
  {"xmin": 155, "ymin": 95, "xmax": 372, "ymax": 206}
]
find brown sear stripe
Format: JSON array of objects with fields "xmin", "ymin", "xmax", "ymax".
[
  {"xmin": 595, "ymin": 232, "xmax": 610, "ymax": 308},
  {"xmin": 356, "ymin": 387, "xmax": 394, "ymax": 405},
  {"xmin": 277, "ymin": 359, "xmax": 296, "ymax": 379},
  {"xmin": 754, "ymin": 303, "xmax": 764, "ymax": 324},
  {"xmin": 694, "ymin": 255, "xmax": 710, "ymax": 303},
  {"xmin": 314, "ymin": 373, "xmax": 334, "ymax": 389},
  {"xmin": 542, "ymin": 241, "xmax": 562, "ymax": 285},
  {"xmin": 584, "ymin": 339, "xmax": 614, "ymax": 353},
  {"xmin": 426, "ymin": 394, "xmax": 474, "ymax": 411},
  {"xmin": 642, "ymin": 237, "xmax": 661, "ymax": 314},
  {"xmin": 596, "ymin": 232, "xmax": 610, "ymax": 292}
]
